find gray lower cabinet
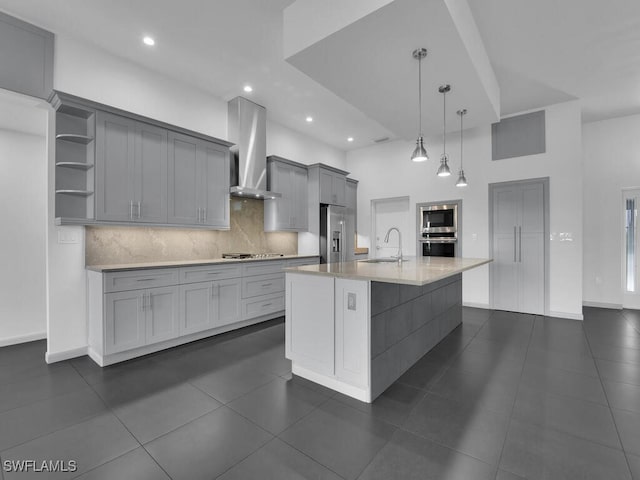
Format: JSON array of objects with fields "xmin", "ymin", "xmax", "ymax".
[
  {"xmin": 96, "ymin": 111, "xmax": 168, "ymax": 223},
  {"xmin": 168, "ymin": 132, "xmax": 230, "ymax": 228},
  {"xmin": 89, "ymin": 257, "xmax": 319, "ymax": 365},
  {"xmin": 179, "ymin": 278, "xmax": 242, "ymax": 335},
  {"xmin": 265, "ymin": 157, "xmax": 308, "ymax": 231},
  {"xmin": 104, "ymin": 285, "xmax": 179, "ymax": 355}
]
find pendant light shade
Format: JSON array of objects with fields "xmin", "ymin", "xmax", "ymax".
[
  {"xmin": 437, "ymin": 85, "xmax": 451, "ymax": 177},
  {"xmin": 456, "ymin": 108, "xmax": 468, "ymax": 187},
  {"xmin": 411, "ymin": 48, "xmax": 429, "ymax": 162}
]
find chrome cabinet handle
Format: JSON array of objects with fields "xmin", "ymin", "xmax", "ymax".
[
  {"xmin": 147, "ymin": 293, "xmax": 152, "ymax": 310},
  {"xmin": 137, "ymin": 201, "xmax": 141, "ymax": 219},
  {"xmin": 197, "ymin": 207, "xmax": 201, "ymax": 223},
  {"xmin": 518, "ymin": 226, "xmax": 522, "ymax": 263},
  {"xmin": 140, "ymin": 294, "xmax": 145, "ymax": 311},
  {"xmin": 203, "ymin": 208, "xmax": 207, "ymax": 223},
  {"xmin": 136, "ymin": 278, "xmax": 155, "ymax": 282},
  {"xmin": 129, "ymin": 201, "xmax": 134, "ymax": 220},
  {"xmin": 513, "ymin": 226, "xmax": 517, "ymax": 262},
  {"xmin": 262, "ymin": 303, "xmax": 272, "ymax": 308},
  {"xmin": 261, "ymin": 283, "xmax": 273, "ymax": 288}
]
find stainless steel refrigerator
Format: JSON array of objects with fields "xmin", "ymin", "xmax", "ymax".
[{"xmin": 320, "ymin": 205, "xmax": 347, "ymax": 264}]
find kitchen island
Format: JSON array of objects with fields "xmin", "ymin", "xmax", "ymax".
[{"xmin": 284, "ymin": 257, "xmax": 491, "ymax": 402}]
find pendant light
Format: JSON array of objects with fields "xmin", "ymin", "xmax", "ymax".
[
  {"xmin": 456, "ymin": 109, "xmax": 468, "ymax": 187},
  {"xmin": 436, "ymin": 84, "xmax": 451, "ymax": 176},
  {"xmin": 410, "ymin": 48, "xmax": 429, "ymax": 162}
]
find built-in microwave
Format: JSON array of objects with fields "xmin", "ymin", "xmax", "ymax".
[{"xmin": 420, "ymin": 204, "xmax": 457, "ymax": 233}]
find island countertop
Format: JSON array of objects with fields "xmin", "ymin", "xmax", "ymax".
[{"xmin": 284, "ymin": 256, "xmax": 491, "ymax": 286}]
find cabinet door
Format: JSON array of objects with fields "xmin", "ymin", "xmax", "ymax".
[
  {"xmin": 332, "ymin": 174, "xmax": 347, "ymax": 207},
  {"xmin": 96, "ymin": 112, "xmax": 136, "ymax": 221},
  {"xmin": 518, "ymin": 183, "xmax": 545, "ymax": 314},
  {"xmin": 335, "ymin": 278, "xmax": 369, "ymax": 388},
  {"xmin": 179, "ymin": 282, "xmax": 214, "ymax": 335},
  {"xmin": 345, "ymin": 181, "xmax": 357, "ymax": 261},
  {"xmin": 291, "ymin": 166, "xmax": 309, "ymax": 230},
  {"xmin": 104, "ymin": 290, "xmax": 146, "ymax": 354},
  {"xmin": 200, "ymin": 141, "xmax": 230, "ymax": 228},
  {"xmin": 146, "ymin": 286, "xmax": 179, "ymax": 345},
  {"xmin": 492, "ymin": 185, "xmax": 520, "ymax": 312},
  {"xmin": 213, "ymin": 278, "xmax": 242, "ymax": 327},
  {"xmin": 319, "ymin": 170, "xmax": 334, "ymax": 204},
  {"xmin": 135, "ymin": 123, "xmax": 168, "ymax": 223},
  {"xmin": 270, "ymin": 162, "xmax": 293, "ymax": 230},
  {"xmin": 168, "ymin": 132, "xmax": 200, "ymax": 225}
]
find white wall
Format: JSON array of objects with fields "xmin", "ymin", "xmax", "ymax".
[
  {"xmin": 45, "ymin": 35, "xmax": 346, "ymax": 360},
  {"xmin": 0, "ymin": 127, "xmax": 47, "ymax": 346},
  {"xmin": 583, "ymin": 114, "xmax": 640, "ymax": 307},
  {"xmin": 347, "ymin": 100, "xmax": 583, "ymax": 319}
]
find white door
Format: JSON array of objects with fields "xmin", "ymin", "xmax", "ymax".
[
  {"xmin": 491, "ymin": 180, "xmax": 546, "ymax": 315},
  {"xmin": 371, "ymin": 197, "xmax": 410, "ymax": 259},
  {"xmin": 623, "ymin": 189, "xmax": 640, "ymax": 309}
]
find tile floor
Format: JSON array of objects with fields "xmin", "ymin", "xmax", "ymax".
[{"xmin": 0, "ymin": 307, "xmax": 639, "ymax": 479}]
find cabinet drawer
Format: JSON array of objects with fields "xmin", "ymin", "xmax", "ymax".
[
  {"xmin": 242, "ymin": 273, "xmax": 284, "ymax": 299},
  {"xmin": 179, "ymin": 264, "xmax": 242, "ymax": 284},
  {"xmin": 286, "ymin": 257, "xmax": 319, "ymax": 268},
  {"xmin": 241, "ymin": 260, "xmax": 285, "ymax": 277},
  {"xmin": 104, "ymin": 268, "xmax": 179, "ymax": 293},
  {"xmin": 242, "ymin": 292, "xmax": 285, "ymax": 320}
]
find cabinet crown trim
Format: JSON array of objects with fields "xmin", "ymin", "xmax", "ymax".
[{"xmin": 307, "ymin": 163, "xmax": 350, "ymax": 176}]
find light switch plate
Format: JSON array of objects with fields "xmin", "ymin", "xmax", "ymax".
[
  {"xmin": 347, "ymin": 292, "xmax": 356, "ymax": 310},
  {"xmin": 57, "ymin": 229, "xmax": 79, "ymax": 244}
]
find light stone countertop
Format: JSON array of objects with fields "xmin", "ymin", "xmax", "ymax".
[
  {"xmin": 285, "ymin": 256, "xmax": 492, "ymax": 286},
  {"xmin": 86, "ymin": 254, "xmax": 319, "ymax": 272}
]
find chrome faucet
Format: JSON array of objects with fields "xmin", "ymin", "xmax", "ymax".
[{"xmin": 384, "ymin": 227, "xmax": 404, "ymax": 263}]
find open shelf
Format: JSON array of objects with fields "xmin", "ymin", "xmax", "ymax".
[
  {"xmin": 56, "ymin": 133, "xmax": 94, "ymax": 144},
  {"xmin": 55, "ymin": 162, "xmax": 94, "ymax": 170},
  {"xmin": 55, "ymin": 189, "xmax": 94, "ymax": 196}
]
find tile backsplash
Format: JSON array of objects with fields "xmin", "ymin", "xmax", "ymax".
[{"xmin": 86, "ymin": 198, "xmax": 297, "ymax": 265}]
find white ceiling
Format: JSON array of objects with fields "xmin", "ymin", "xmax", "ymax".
[{"xmin": 0, "ymin": 0, "xmax": 639, "ymax": 149}]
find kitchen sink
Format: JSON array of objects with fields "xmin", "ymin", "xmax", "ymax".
[{"xmin": 360, "ymin": 258, "xmax": 408, "ymax": 263}]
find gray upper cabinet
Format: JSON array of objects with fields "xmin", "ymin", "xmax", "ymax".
[
  {"xmin": 311, "ymin": 164, "xmax": 347, "ymax": 206},
  {"xmin": 264, "ymin": 156, "xmax": 308, "ymax": 231},
  {"xmin": 96, "ymin": 111, "xmax": 168, "ymax": 223},
  {"xmin": 0, "ymin": 12, "xmax": 53, "ymax": 100},
  {"xmin": 168, "ymin": 132, "xmax": 230, "ymax": 228}
]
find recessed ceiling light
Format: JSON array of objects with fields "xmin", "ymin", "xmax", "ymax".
[
  {"xmin": 347, "ymin": 137, "xmax": 354, "ymax": 142},
  {"xmin": 243, "ymin": 85, "xmax": 253, "ymax": 93},
  {"xmin": 143, "ymin": 36, "xmax": 155, "ymax": 46},
  {"xmin": 306, "ymin": 116, "xmax": 313, "ymax": 123}
]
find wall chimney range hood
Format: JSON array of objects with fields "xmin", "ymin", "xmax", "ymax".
[{"xmin": 227, "ymin": 96, "xmax": 281, "ymax": 199}]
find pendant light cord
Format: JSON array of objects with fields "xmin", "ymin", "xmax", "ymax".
[
  {"xmin": 442, "ymin": 90, "xmax": 446, "ymax": 156},
  {"xmin": 418, "ymin": 57, "xmax": 422, "ymax": 136},
  {"xmin": 459, "ymin": 110, "xmax": 463, "ymax": 169}
]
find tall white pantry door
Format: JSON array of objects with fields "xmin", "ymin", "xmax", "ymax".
[{"xmin": 491, "ymin": 180, "xmax": 545, "ymax": 315}]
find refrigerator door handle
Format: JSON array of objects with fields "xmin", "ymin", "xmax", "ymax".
[{"xmin": 341, "ymin": 220, "xmax": 346, "ymax": 263}]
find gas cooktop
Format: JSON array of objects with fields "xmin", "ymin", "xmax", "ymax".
[{"xmin": 222, "ymin": 253, "xmax": 284, "ymax": 259}]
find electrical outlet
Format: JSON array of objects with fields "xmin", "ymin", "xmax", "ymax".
[{"xmin": 347, "ymin": 292, "xmax": 357, "ymax": 311}]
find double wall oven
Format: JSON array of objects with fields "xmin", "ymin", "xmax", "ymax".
[{"xmin": 418, "ymin": 203, "xmax": 459, "ymax": 257}]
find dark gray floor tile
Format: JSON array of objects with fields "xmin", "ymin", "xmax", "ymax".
[
  {"xmin": 612, "ymin": 409, "xmax": 640, "ymax": 456},
  {"xmin": 190, "ymin": 360, "xmax": 278, "ymax": 404},
  {"xmin": 604, "ymin": 381, "xmax": 640, "ymax": 414},
  {"xmin": 333, "ymin": 382, "xmax": 425, "ymax": 427},
  {"xmin": 0, "ymin": 387, "xmax": 107, "ymax": 451},
  {"xmin": 588, "ymin": 331, "xmax": 640, "ymax": 350},
  {"xmin": 278, "ymin": 373, "xmax": 338, "ymax": 397},
  {"xmin": 228, "ymin": 376, "xmax": 329, "ymax": 434},
  {"xmin": 242, "ymin": 344, "xmax": 291, "ymax": 377},
  {"xmin": 1, "ymin": 413, "xmax": 138, "ymax": 480},
  {"xmin": 217, "ymin": 438, "xmax": 342, "ymax": 480},
  {"xmin": 525, "ymin": 347, "xmax": 598, "ymax": 377},
  {"xmin": 73, "ymin": 447, "xmax": 170, "ymax": 480},
  {"xmin": 427, "ymin": 330, "xmax": 473, "ymax": 361},
  {"xmin": 0, "ymin": 340, "xmax": 46, "ymax": 367},
  {"xmin": 279, "ymin": 399, "xmax": 396, "ymax": 480},
  {"xmin": 591, "ymin": 342, "xmax": 640, "ymax": 365},
  {"xmin": 358, "ymin": 429, "xmax": 496, "ymax": 480},
  {"xmin": 112, "ymin": 383, "xmax": 221, "ymax": 443},
  {"xmin": 403, "ymin": 393, "xmax": 510, "ymax": 465},
  {"xmin": 0, "ymin": 359, "xmax": 73, "ymax": 386},
  {"xmin": 145, "ymin": 406, "xmax": 272, "ymax": 480},
  {"xmin": 520, "ymin": 363, "xmax": 607, "ymax": 404},
  {"xmin": 495, "ymin": 470, "xmax": 526, "ymax": 480},
  {"xmin": 597, "ymin": 358, "xmax": 640, "ymax": 386},
  {"xmin": 529, "ymin": 333, "xmax": 592, "ymax": 357},
  {"xmin": 628, "ymin": 453, "xmax": 640, "ymax": 480},
  {"xmin": 446, "ymin": 349, "xmax": 524, "ymax": 383},
  {"xmin": 71, "ymin": 355, "xmax": 165, "ymax": 386},
  {"xmin": 464, "ymin": 337, "xmax": 528, "ymax": 362},
  {"xmin": 429, "ymin": 368, "xmax": 519, "ymax": 414},
  {"xmin": 396, "ymin": 356, "xmax": 449, "ymax": 390},
  {"xmin": 500, "ymin": 419, "xmax": 632, "ymax": 480},
  {"xmin": 513, "ymin": 386, "xmax": 621, "ymax": 449},
  {"xmin": 462, "ymin": 306, "xmax": 492, "ymax": 325},
  {"xmin": 0, "ymin": 365, "xmax": 88, "ymax": 413}
]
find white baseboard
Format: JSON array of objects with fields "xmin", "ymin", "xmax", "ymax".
[
  {"xmin": 463, "ymin": 302, "xmax": 491, "ymax": 309},
  {"xmin": 45, "ymin": 346, "xmax": 87, "ymax": 364},
  {"xmin": 0, "ymin": 331, "xmax": 46, "ymax": 347},
  {"xmin": 582, "ymin": 301, "xmax": 623, "ymax": 310},
  {"xmin": 547, "ymin": 311, "xmax": 584, "ymax": 321}
]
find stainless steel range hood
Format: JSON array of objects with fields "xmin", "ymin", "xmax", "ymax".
[{"xmin": 227, "ymin": 96, "xmax": 281, "ymax": 199}]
